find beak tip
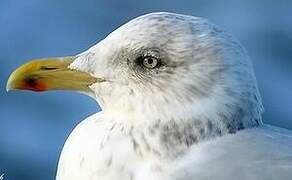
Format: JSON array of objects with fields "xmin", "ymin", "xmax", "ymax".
[
  {"xmin": 6, "ymin": 86, "xmax": 11, "ymax": 92},
  {"xmin": 6, "ymin": 80, "xmax": 12, "ymax": 92},
  {"xmin": 6, "ymin": 73, "xmax": 16, "ymax": 92}
]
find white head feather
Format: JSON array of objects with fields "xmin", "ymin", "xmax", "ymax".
[{"xmin": 69, "ymin": 12, "xmax": 263, "ymax": 141}]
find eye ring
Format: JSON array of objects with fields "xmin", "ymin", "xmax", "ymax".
[{"xmin": 142, "ymin": 56, "xmax": 159, "ymax": 69}]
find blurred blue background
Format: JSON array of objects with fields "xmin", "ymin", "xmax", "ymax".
[{"xmin": 1, "ymin": 0, "xmax": 292, "ymax": 179}]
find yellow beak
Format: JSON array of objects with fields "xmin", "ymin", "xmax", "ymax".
[{"xmin": 6, "ymin": 57, "xmax": 99, "ymax": 92}]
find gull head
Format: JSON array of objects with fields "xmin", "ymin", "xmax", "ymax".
[{"xmin": 7, "ymin": 12, "xmax": 263, "ymax": 133}]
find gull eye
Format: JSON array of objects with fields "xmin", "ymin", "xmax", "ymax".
[{"xmin": 142, "ymin": 56, "xmax": 159, "ymax": 69}]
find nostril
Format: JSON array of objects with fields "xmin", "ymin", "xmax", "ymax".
[{"xmin": 40, "ymin": 66, "xmax": 58, "ymax": 70}]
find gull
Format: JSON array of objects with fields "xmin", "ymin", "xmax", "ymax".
[{"xmin": 7, "ymin": 12, "xmax": 292, "ymax": 180}]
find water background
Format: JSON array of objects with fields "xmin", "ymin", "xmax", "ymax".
[{"xmin": 1, "ymin": 1, "xmax": 292, "ymax": 179}]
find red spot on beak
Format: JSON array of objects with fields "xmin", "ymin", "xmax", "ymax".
[
  {"xmin": 32, "ymin": 81, "xmax": 47, "ymax": 91},
  {"xmin": 22, "ymin": 77, "xmax": 47, "ymax": 92}
]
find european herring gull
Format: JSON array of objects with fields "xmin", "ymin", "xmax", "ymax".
[{"xmin": 7, "ymin": 12, "xmax": 292, "ymax": 180}]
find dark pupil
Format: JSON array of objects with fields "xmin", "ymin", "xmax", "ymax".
[{"xmin": 147, "ymin": 58, "xmax": 153, "ymax": 64}]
